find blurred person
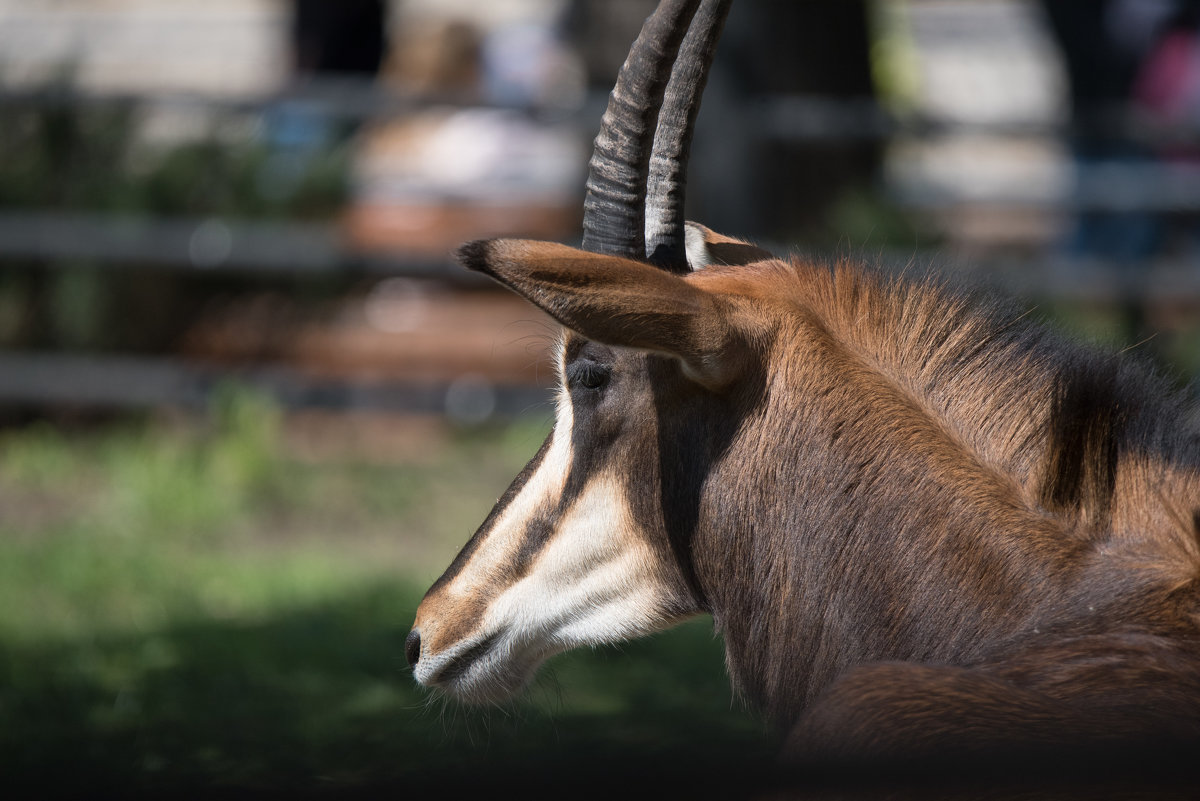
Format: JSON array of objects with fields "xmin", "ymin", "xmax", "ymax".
[
  {"xmin": 1131, "ymin": 3, "xmax": 1200, "ymax": 166},
  {"xmin": 383, "ymin": 18, "xmax": 482, "ymax": 98},
  {"xmin": 1041, "ymin": 0, "xmax": 1200, "ymax": 347},
  {"xmin": 1041, "ymin": 0, "xmax": 1200, "ymax": 261},
  {"xmin": 346, "ymin": 7, "xmax": 585, "ymax": 257}
]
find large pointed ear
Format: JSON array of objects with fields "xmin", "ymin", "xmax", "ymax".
[
  {"xmin": 684, "ymin": 222, "xmax": 774, "ymax": 269},
  {"xmin": 456, "ymin": 238, "xmax": 744, "ymax": 389}
]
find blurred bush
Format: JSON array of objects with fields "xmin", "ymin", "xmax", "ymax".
[
  {"xmin": 0, "ymin": 73, "xmax": 352, "ymax": 356},
  {"xmin": 0, "ymin": 77, "xmax": 348, "ymax": 218}
]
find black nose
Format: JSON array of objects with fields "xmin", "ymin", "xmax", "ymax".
[{"xmin": 405, "ymin": 629, "xmax": 422, "ymax": 668}]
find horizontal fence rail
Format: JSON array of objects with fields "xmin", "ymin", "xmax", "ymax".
[
  {"xmin": 7, "ymin": 83, "xmax": 1200, "ymax": 145},
  {"xmin": 0, "ymin": 352, "xmax": 552, "ymax": 421},
  {"xmin": 2, "ymin": 82, "xmax": 1199, "ymax": 416},
  {"xmin": 0, "ymin": 212, "xmax": 493, "ymax": 284}
]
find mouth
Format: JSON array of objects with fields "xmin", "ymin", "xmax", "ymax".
[
  {"xmin": 428, "ymin": 632, "xmax": 502, "ymax": 686},
  {"xmin": 418, "ymin": 631, "xmax": 543, "ymax": 704}
]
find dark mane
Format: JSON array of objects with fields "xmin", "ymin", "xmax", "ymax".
[
  {"xmin": 692, "ymin": 256, "xmax": 1200, "ymax": 729},
  {"xmin": 786, "ymin": 256, "xmax": 1198, "ymax": 520}
]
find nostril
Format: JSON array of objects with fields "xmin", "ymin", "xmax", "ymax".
[{"xmin": 405, "ymin": 629, "xmax": 422, "ymax": 668}]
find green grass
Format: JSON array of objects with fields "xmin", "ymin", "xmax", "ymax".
[{"xmin": 0, "ymin": 394, "xmax": 770, "ymax": 795}]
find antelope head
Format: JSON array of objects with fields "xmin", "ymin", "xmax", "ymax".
[{"xmin": 407, "ymin": 0, "xmax": 769, "ymax": 703}]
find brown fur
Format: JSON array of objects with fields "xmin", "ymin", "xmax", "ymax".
[
  {"xmin": 415, "ymin": 0, "xmax": 1200, "ymax": 792},
  {"xmin": 689, "ymin": 258, "xmax": 1200, "ymax": 718},
  {"xmin": 453, "ymin": 238, "xmax": 1200, "ymax": 790}
]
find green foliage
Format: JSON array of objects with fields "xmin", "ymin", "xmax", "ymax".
[
  {"xmin": 824, "ymin": 186, "xmax": 929, "ymax": 249},
  {"xmin": 134, "ymin": 136, "xmax": 350, "ymax": 220},
  {"xmin": 1037, "ymin": 300, "xmax": 1200, "ymax": 388},
  {"xmin": 0, "ymin": 77, "xmax": 352, "ymax": 353},
  {"xmin": 0, "ymin": 81, "xmax": 348, "ymax": 219},
  {"xmin": 0, "ymin": 411, "xmax": 768, "ymax": 793},
  {"xmin": 0, "ymin": 388, "xmax": 299, "ymax": 639},
  {"xmin": 46, "ymin": 265, "xmax": 108, "ymax": 349},
  {"xmin": 0, "ymin": 81, "xmax": 141, "ymax": 212}
]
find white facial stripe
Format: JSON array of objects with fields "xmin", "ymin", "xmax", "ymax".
[
  {"xmin": 482, "ymin": 473, "xmax": 673, "ymax": 651},
  {"xmin": 416, "ymin": 337, "xmax": 689, "ymax": 699},
  {"xmin": 441, "ymin": 387, "xmax": 574, "ymax": 600}
]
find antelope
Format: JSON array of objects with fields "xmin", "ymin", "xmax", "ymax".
[{"xmin": 406, "ymin": 0, "xmax": 1200, "ymax": 792}]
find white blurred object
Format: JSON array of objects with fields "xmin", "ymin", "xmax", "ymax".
[
  {"xmin": 0, "ymin": 0, "xmax": 285, "ymax": 96},
  {"xmin": 357, "ymin": 7, "xmax": 584, "ymax": 206},
  {"xmin": 355, "ymin": 108, "xmax": 584, "ymax": 204},
  {"xmin": 363, "ymin": 278, "xmax": 435, "ymax": 334},
  {"xmin": 908, "ymin": 0, "xmax": 1064, "ymax": 126}
]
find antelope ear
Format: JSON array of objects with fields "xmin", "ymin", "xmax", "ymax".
[
  {"xmin": 684, "ymin": 222, "xmax": 774, "ymax": 270},
  {"xmin": 457, "ymin": 238, "xmax": 744, "ymax": 389}
]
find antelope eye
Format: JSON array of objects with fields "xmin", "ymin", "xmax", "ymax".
[{"xmin": 567, "ymin": 360, "xmax": 611, "ymax": 391}]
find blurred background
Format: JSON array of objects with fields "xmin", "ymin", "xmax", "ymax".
[{"xmin": 2, "ymin": 0, "xmax": 1199, "ymax": 795}]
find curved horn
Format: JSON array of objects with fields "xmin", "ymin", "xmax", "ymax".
[
  {"xmin": 581, "ymin": 0, "xmax": 702, "ymax": 259},
  {"xmin": 645, "ymin": 0, "xmax": 732, "ymax": 272}
]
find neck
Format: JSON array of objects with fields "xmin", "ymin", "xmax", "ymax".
[{"xmin": 693, "ymin": 259, "xmax": 1199, "ymax": 727}]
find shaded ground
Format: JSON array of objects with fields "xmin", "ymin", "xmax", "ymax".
[
  {"xmin": 1, "ymin": 585, "xmax": 773, "ymax": 797},
  {"xmin": 0, "ymin": 407, "xmax": 772, "ymax": 797}
]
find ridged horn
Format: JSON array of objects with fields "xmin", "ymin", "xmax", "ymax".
[
  {"xmin": 581, "ymin": 0, "xmax": 703, "ymax": 260},
  {"xmin": 645, "ymin": 0, "xmax": 732, "ymax": 272}
]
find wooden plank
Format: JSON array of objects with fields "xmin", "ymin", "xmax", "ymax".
[
  {"xmin": 0, "ymin": 351, "xmax": 551, "ymax": 419},
  {"xmin": 0, "ymin": 212, "xmax": 493, "ymax": 284}
]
